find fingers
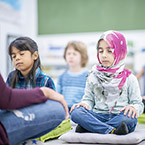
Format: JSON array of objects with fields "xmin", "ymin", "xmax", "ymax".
[
  {"xmin": 123, "ymin": 107, "xmax": 129, "ymax": 116},
  {"xmin": 120, "ymin": 106, "xmax": 137, "ymax": 118},
  {"xmin": 120, "ymin": 107, "xmax": 125, "ymax": 113},
  {"xmin": 82, "ymin": 104, "xmax": 88, "ymax": 110},
  {"xmin": 70, "ymin": 103, "xmax": 88, "ymax": 113},
  {"xmin": 64, "ymin": 106, "xmax": 69, "ymax": 118},
  {"xmin": 76, "ymin": 103, "xmax": 88, "ymax": 110},
  {"xmin": 61, "ymin": 99, "xmax": 69, "ymax": 119},
  {"xmin": 70, "ymin": 103, "xmax": 81, "ymax": 113},
  {"xmin": 128, "ymin": 109, "xmax": 137, "ymax": 118},
  {"xmin": 65, "ymin": 112, "xmax": 70, "ymax": 120},
  {"xmin": 70, "ymin": 104, "xmax": 77, "ymax": 113},
  {"xmin": 131, "ymin": 110, "xmax": 137, "ymax": 118}
]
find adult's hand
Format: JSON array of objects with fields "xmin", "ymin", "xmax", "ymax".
[{"xmin": 40, "ymin": 87, "xmax": 69, "ymax": 119}]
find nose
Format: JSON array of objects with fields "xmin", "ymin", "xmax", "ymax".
[
  {"xmin": 69, "ymin": 53, "xmax": 74, "ymax": 58},
  {"xmin": 15, "ymin": 54, "xmax": 20, "ymax": 60},
  {"xmin": 102, "ymin": 51, "xmax": 107, "ymax": 58}
]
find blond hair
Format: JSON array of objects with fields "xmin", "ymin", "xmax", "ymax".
[{"xmin": 63, "ymin": 41, "xmax": 88, "ymax": 67}]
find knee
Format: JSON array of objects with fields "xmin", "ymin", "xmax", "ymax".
[
  {"xmin": 55, "ymin": 102, "xmax": 66, "ymax": 121},
  {"xmin": 120, "ymin": 111, "xmax": 137, "ymax": 124},
  {"xmin": 126, "ymin": 117, "xmax": 137, "ymax": 133},
  {"xmin": 123, "ymin": 115, "xmax": 137, "ymax": 126},
  {"xmin": 70, "ymin": 106, "xmax": 85, "ymax": 123},
  {"xmin": 48, "ymin": 100, "xmax": 65, "ymax": 121},
  {"xmin": 120, "ymin": 111, "xmax": 137, "ymax": 132}
]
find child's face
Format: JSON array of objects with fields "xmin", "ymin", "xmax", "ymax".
[
  {"xmin": 65, "ymin": 46, "xmax": 82, "ymax": 68},
  {"xmin": 98, "ymin": 40, "xmax": 115, "ymax": 67},
  {"xmin": 11, "ymin": 46, "xmax": 37, "ymax": 77}
]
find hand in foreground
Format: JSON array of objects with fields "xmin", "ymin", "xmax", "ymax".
[
  {"xmin": 142, "ymin": 96, "xmax": 145, "ymax": 100},
  {"xmin": 120, "ymin": 105, "xmax": 137, "ymax": 118},
  {"xmin": 40, "ymin": 87, "xmax": 69, "ymax": 119},
  {"xmin": 70, "ymin": 102, "xmax": 88, "ymax": 113}
]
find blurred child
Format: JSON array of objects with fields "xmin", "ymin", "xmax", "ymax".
[
  {"xmin": 136, "ymin": 67, "xmax": 145, "ymax": 112},
  {"xmin": 57, "ymin": 41, "xmax": 88, "ymax": 110},
  {"xmin": 6, "ymin": 37, "xmax": 55, "ymax": 90},
  {"xmin": 71, "ymin": 30, "xmax": 144, "ymax": 135}
]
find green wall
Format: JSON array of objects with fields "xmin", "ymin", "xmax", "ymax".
[{"xmin": 38, "ymin": 0, "xmax": 145, "ymax": 35}]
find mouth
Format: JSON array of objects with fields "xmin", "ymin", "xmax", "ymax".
[
  {"xmin": 68, "ymin": 60, "xmax": 73, "ymax": 63},
  {"xmin": 16, "ymin": 62, "xmax": 23, "ymax": 67},
  {"xmin": 102, "ymin": 60, "xmax": 109, "ymax": 63}
]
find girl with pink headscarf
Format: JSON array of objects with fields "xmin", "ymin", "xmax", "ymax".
[{"xmin": 70, "ymin": 30, "xmax": 144, "ymax": 135}]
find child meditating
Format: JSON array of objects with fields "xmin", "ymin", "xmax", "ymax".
[
  {"xmin": 6, "ymin": 37, "xmax": 55, "ymax": 90},
  {"xmin": 70, "ymin": 30, "xmax": 144, "ymax": 135},
  {"xmin": 2, "ymin": 37, "xmax": 69, "ymax": 144}
]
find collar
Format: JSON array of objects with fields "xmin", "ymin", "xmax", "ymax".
[{"xmin": 18, "ymin": 67, "xmax": 41, "ymax": 80}]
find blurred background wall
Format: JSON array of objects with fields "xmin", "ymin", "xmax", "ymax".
[
  {"xmin": 0, "ymin": 0, "xmax": 145, "ymax": 92},
  {"xmin": 0, "ymin": 0, "xmax": 37, "ymax": 78}
]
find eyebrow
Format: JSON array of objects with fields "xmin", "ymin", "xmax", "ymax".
[
  {"xmin": 98, "ymin": 47, "xmax": 110, "ymax": 50},
  {"xmin": 11, "ymin": 50, "xmax": 24, "ymax": 55},
  {"xmin": 11, "ymin": 52, "xmax": 16, "ymax": 55},
  {"xmin": 98, "ymin": 46, "xmax": 111, "ymax": 49}
]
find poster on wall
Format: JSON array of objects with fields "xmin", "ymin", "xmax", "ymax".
[{"xmin": 0, "ymin": 0, "xmax": 22, "ymax": 24}]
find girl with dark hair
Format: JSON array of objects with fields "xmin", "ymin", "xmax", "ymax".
[
  {"xmin": 7, "ymin": 37, "xmax": 55, "ymax": 89},
  {"xmin": 0, "ymin": 37, "xmax": 67, "ymax": 144}
]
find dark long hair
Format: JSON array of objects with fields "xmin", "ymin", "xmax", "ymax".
[{"xmin": 8, "ymin": 37, "xmax": 41, "ymax": 88}]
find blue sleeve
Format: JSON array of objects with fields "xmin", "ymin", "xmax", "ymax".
[
  {"xmin": 56, "ymin": 75, "xmax": 62, "ymax": 94},
  {"xmin": 43, "ymin": 75, "xmax": 56, "ymax": 90},
  {"xmin": 6, "ymin": 71, "xmax": 14, "ymax": 86}
]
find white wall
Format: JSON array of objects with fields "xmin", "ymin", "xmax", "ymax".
[
  {"xmin": 1, "ymin": 0, "xmax": 145, "ymax": 92},
  {"xmin": 0, "ymin": 0, "xmax": 37, "ymax": 79},
  {"xmin": 37, "ymin": 30, "xmax": 145, "ymax": 71}
]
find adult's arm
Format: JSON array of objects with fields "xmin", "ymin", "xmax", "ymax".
[
  {"xmin": 0, "ymin": 74, "xmax": 47, "ymax": 110},
  {"xmin": 40, "ymin": 87, "xmax": 69, "ymax": 119}
]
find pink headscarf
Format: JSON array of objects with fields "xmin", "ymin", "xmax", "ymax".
[{"xmin": 96, "ymin": 30, "xmax": 131, "ymax": 90}]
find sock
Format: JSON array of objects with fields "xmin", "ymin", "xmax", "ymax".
[
  {"xmin": 110, "ymin": 128, "xmax": 116, "ymax": 134},
  {"xmin": 113, "ymin": 122, "xmax": 129, "ymax": 135},
  {"xmin": 75, "ymin": 125, "xmax": 90, "ymax": 133}
]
